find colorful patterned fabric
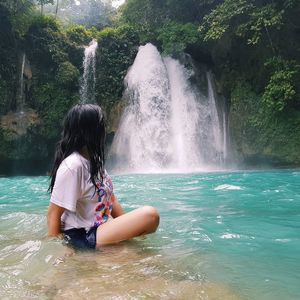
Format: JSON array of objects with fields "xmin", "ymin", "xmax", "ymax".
[{"xmin": 94, "ymin": 172, "xmax": 114, "ymax": 227}]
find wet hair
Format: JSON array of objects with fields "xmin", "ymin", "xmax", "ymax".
[{"xmin": 49, "ymin": 104, "xmax": 106, "ymax": 192}]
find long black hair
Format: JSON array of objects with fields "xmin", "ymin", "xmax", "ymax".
[{"xmin": 49, "ymin": 104, "xmax": 106, "ymax": 192}]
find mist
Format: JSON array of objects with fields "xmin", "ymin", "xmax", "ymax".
[{"xmin": 44, "ymin": 0, "xmax": 118, "ymax": 28}]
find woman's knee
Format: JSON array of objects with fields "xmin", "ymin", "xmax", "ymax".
[{"xmin": 142, "ymin": 206, "xmax": 160, "ymax": 231}]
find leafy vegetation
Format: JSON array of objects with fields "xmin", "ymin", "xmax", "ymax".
[
  {"xmin": 0, "ymin": 0, "xmax": 299, "ymax": 173},
  {"xmin": 158, "ymin": 22, "xmax": 199, "ymax": 55},
  {"xmin": 199, "ymin": 0, "xmax": 254, "ymax": 42},
  {"xmin": 43, "ymin": 0, "xmax": 113, "ymax": 27},
  {"xmin": 95, "ymin": 25, "xmax": 139, "ymax": 108},
  {"xmin": 263, "ymin": 56, "xmax": 299, "ymax": 112}
]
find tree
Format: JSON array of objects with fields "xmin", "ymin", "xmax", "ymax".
[
  {"xmin": 35, "ymin": 0, "xmax": 54, "ymax": 15},
  {"xmin": 120, "ymin": 0, "xmax": 167, "ymax": 42},
  {"xmin": 199, "ymin": 0, "xmax": 254, "ymax": 42},
  {"xmin": 158, "ymin": 21, "xmax": 199, "ymax": 55},
  {"xmin": 95, "ymin": 25, "xmax": 139, "ymax": 106},
  {"xmin": 263, "ymin": 57, "xmax": 299, "ymax": 111},
  {"xmin": 43, "ymin": 0, "xmax": 113, "ymax": 27},
  {"xmin": 55, "ymin": 0, "xmax": 59, "ymax": 17},
  {"xmin": 236, "ymin": 4, "xmax": 283, "ymax": 52}
]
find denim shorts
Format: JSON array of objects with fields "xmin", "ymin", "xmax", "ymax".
[{"xmin": 63, "ymin": 226, "xmax": 97, "ymax": 250}]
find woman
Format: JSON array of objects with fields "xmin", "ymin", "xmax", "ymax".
[{"xmin": 47, "ymin": 104, "xmax": 159, "ymax": 249}]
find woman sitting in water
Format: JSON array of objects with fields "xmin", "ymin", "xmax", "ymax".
[{"xmin": 47, "ymin": 104, "xmax": 159, "ymax": 249}]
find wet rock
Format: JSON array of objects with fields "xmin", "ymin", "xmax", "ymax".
[{"xmin": 0, "ymin": 109, "xmax": 40, "ymax": 139}]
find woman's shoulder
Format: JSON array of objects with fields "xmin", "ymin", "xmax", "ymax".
[{"xmin": 60, "ymin": 152, "xmax": 89, "ymax": 173}]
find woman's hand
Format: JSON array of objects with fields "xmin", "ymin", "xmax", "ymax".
[
  {"xmin": 47, "ymin": 203, "xmax": 65, "ymax": 237},
  {"xmin": 111, "ymin": 194, "xmax": 124, "ymax": 218}
]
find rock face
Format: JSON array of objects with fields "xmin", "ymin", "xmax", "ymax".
[
  {"xmin": 228, "ymin": 83, "xmax": 300, "ymax": 167},
  {"xmin": 0, "ymin": 109, "xmax": 40, "ymax": 138},
  {"xmin": 106, "ymin": 101, "xmax": 125, "ymax": 134},
  {"xmin": 24, "ymin": 57, "xmax": 32, "ymax": 80}
]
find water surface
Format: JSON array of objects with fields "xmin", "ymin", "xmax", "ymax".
[{"xmin": 0, "ymin": 170, "xmax": 299, "ymax": 299}]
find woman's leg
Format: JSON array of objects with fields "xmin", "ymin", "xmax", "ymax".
[{"xmin": 96, "ymin": 206, "xmax": 159, "ymax": 248}]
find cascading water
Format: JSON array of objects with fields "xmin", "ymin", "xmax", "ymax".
[
  {"xmin": 110, "ymin": 44, "xmax": 172, "ymax": 171},
  {"xmin": 14, "ymin": 53, "xmax": 27, "ymax": 138},
  {"xmin": 18, "ymin": 53, "xmax": 26, "ymax": 112},
  {"xmin": 109, "ymin": 43, "xmax": 228, "ymax": 173},
  {"xmin": 222, "ymin": 108, "xmax": 228, "ymax": 162},
  {"xmin": 80, "ymin": 39, "xmax": 98, "ymax": 103},
  {"xmin": 164, "ymin": 57, "xmax": 202, "ymax": 169},
  {"xmin": 207, "ymin": 71, "xmax": 224, "ymax": 164}
]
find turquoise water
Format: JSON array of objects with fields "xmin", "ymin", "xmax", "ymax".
[{"xmin": 0, "ymin": 170, "xmax": 299, "ymax": 299}]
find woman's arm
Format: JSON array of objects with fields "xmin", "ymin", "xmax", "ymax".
[
  {"xmin": 47, "ymin": 202, "xmax": 65, "ymax": 237},
  {"xmin": 111, "ymin": 194, "xmax": 124, "ymax": 218}
]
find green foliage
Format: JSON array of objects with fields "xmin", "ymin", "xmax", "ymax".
[
  {"xmin": 0, "ymin": 0, "xmax": 300, "ymax": 170},
  {"xmin": 230, "ymin": 81, "xmax": 300, "ymax": 165},
  {"xmin": 263, "ymin": 57, "xmax": 299, "ymax": 111},
  {"xmin": 0, "ymin": 4, "xmax": 20, "ymax": 113},
  {"xmin": 0, "ymin": 5, "xmax": 16, "ymax": 76},
  {"xmin": 120, "ymin": 0, "xmax": 165, "ymax": 42},
  {"xmin": 35, "ymin": 0, "xmax": 54, "ymax": 14},
  {"xmin": 120, "ymin": 0, "xmax": 218, "ymax": 43},
  {"xmin": 21, "ymin": 14, "xmax": 84, "ymax": 149},
  {"xmin": 26, "ymin": 15, "xmax": 68, "ymax": 70},
  {"xmin": 231, "ymin": 80, "xmax": 262, "ymax": 130},
  {"xmin": 0, "ymin": 0, "xmax": 36, "ymax": 38},
  {"xmin": 55, "ymin": 61, "xmax": 79, "ymax": 88},
  {"xmin": 0, "ymin": 80, "xmax": 12, "ymax": 114},
  {"xmin": 236, "ymin": 4, "xmax": 283, "ymax": 45},
  {"xmin": 198, "ymin": 1, "xmax": 300, "ymax": 111},
  {"xmin": 32, "ymin": 81, "xmax": 78, "ymax": 138},
  {"xmin": 282, "ymin": 0, "xmax": 299, "ymax": 9},
  {"xmin": 199, "ymin": 0, "xmax": 253, "ymax": 41},
  {"xmin": 65, "ymin": 24, "xmax": 94, "ymax": 45},
  {"xmin": 0, "ymin": 128, "xmax": 14, "ymax": 160},
  {"xmin": 24, "ymin": 16, "xmax": 82, "ymax": 139},
  {"xmin": 158, "ymin": 21, "xmax": 199, "ymax": 55},
  {"xmin": 45, "ymin": 0, "xmax": 112, "ymax": 28},
  {"xmin": 95, "ymin": 24, "xmax": 139, "ymax": 108},
  {"xmin": 29, "ymin": 12, "xmax": 60, "ymax": 31},
  {"xmin": 163, "ymin": 0, "xmax": 218, "ymax": 23},
  {"xmin": 199, "ymin": 0, "xmax": 287, "ymax": 53},
  {"xmin": 10, "ymin": 13, "xmax": 34, "ymax": 38}
]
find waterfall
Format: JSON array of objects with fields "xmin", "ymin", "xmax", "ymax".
[
  {"xmin": 18, "ymin": 53, "xmax": 26, "ymax": 112},
  {"xmin": 164, "ymin": 57, "xmax": 202, "ymax": 169},
  {"xmin": 110, "ymin": 44, "xmax": 172, "ymax": 171},
  {"xmin": 109, "ymin": 43, "xmax": 228, "ymax": 173},
  {"xmin": 223, "ymin": 109, "xmax": 227, "ymax": 162},
  {"xmin": 207, "ymin": 71, "xmax": 224, "ymax": 164},
  {"xmin": 80, "ymin": 39, "xmax": 98, "ymax": 103}
]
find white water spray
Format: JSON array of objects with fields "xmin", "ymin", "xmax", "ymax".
[
  {"xmin": 19, "ymin": 53, "xmax": 26, "ymax": 112},
  {"xmin": 223, "ymin": 109, "xmax": 228, "ymax": 161},
  {"xmin": 207, "ymin": 71, "xmax": 224, "ymax": 164},
  {"xmin": 109, "ymin": 43, "xmax": 228, "ymax": 173},
  {"xmin": 164, "ymin": 57, "xmax": 202, "ymax": 169},
  {"xmin": 110, "ymin": 44, "xmax": 172, "ymax": 171},
  {"xmin": 80, "ymin": 39, "xmax": 98, "ymax": 103}
]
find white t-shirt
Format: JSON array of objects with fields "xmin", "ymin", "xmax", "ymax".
[{"xmin": 50, "ymin": 152, "xmax": 113, "ymax": 231}]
